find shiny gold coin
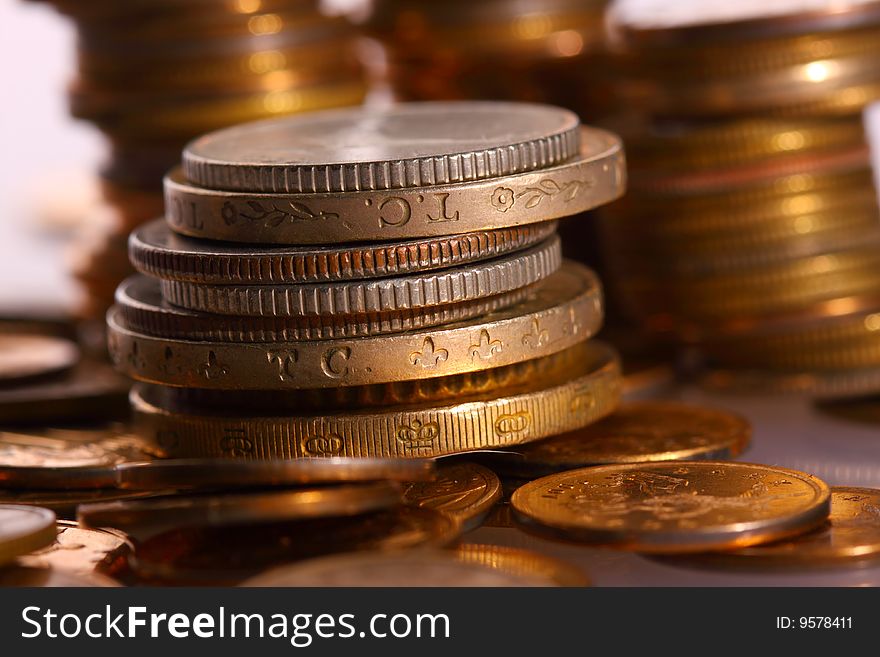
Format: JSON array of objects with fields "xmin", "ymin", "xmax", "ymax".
[
  {"xmin": 242, "ymin": 550, "xmax": 543, "ymax": 587},
  {"xmin": 158, "ymin": 235, "xmax": 561, "ymax": 317},
  {"xmin": 454, "ymin": 543, "xmax": 591, "ymax": 586},
  {"xmin": 0, "ymin": 334, "xmax": 79, "ymax": 384},
  {"xmin": 165, "ymin": 132, "xmax": 624, "ymax": 244},
  {"xmin": 108, "ymin": 261, "xmax": 601, "ymax": 389},
  {"xmin": 0, "ymin": 505, "xmax": 57, "ymax": 566},
  {"xmin": 670, "ymin": 487, "xmax": 880, "ymax": 568},
  {"xmin": 0, "ymin": 425, "xmax": 156, "ymax": 489},
  {"xmin": 130, "ymin": 341, "xmax": 621, "ymax": 459},
  {"xmin": 511, "ymin": 462, "xmax": 831, "ymax": 553},
  {"xmin": 131, "ymin": 507, "xmax": 459, "ymax": 585},
  {"xmin": 116, "ymin": 457, "xmax": 434, "ymax": 491},
  {"xmin": 18, "ymin": 520, "xmax": 133, "ymax": 578},
  {"xmin": 481, "ymin": 402, "xmax": 751, "ymax": 478},
  {"xmin": 78, "ymin": 482, "xmax": 401, "ymax": 531},
  {"xmin": 403, "ymin": 462, "xmax": 501, "ymax": 531},
  {"xmin": 702, "ymin": 366, "xmax": 880, "ymax": 399}
]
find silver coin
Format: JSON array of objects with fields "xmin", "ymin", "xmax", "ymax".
[{"xmin": 182, "ymin": 101, "xmax": 581, "ymax": 193}]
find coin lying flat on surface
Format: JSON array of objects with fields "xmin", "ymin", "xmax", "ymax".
[
  {"xmin": 511, "ymin": 462, "xmax": 831, "ymax": 553},
  {"xmin": 18, "ymin": 520, "xmax": 133, "ymax": 578},
  {"xmin": 131, "ymin": 217, "xmax": 557, "ymax": 284},
  {"xmin": 158, "ymin": 235, "xmax": 561, "ymax": 317},
  {"xmin": 0, "ymin": 334, "xmax": 79, "ymax": 384},
  {"xmin": 0, "ymin": 489, "xmax": 168, "ymax": 520},
  {"xmin": 78, "ymin": 482, "xmax": 402, "ymax": 530},
  {"xmin": 131, "ymin": 507, "xmax": 459, "ymax": 585},
  {"xmin": 480, "ymin": 401, "xmax": 751, "ymax": 477},
  {"xmin": 182, "ymin": 101, "xmax": 581, "ymax": 193},
  {"xmin": 0, "ymin": 566, "xmax": 119, "ymax": 587},
  {"xmin": 241, "ymin": 550, "xmax": 541, "ymax": 587},
  {"xmin": 403, "ymin": 462, "xmax": 501, "ymax": 531},
  {"xmin": 454, "ymin": 544, "xmax": 591, "ymax": 587},
  {"xmin": 166, "ymin": 133, "xmax": 624, "ymax": 245},
  {"xmin": 669, "ymin": 487, "xmax": 880, "ymax": 568},
  {"xmin": 0, "ymin": 425, "xmax": 155, "ymax": 489},
  {"xmin": 108, "ymin": 261, "xmax": 601, "ymax": 389},
  {"xmin": 0, "ymin": 505, "xmax": 57, "ymax": 566},
  {"xmin": 116, "ymin": 457, "xmax": 434, "ymax": 490}
]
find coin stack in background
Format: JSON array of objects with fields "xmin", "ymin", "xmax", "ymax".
[
  {"xmin": 35, "ymin": 0, "xmax": 368, "ymax": 320},
  {"xmin": 103, "ymin": 101, "xmax": 626, "ymax": 462},
  {"xmin": 366, "ymin": 0, "xmax": 609, "ymax": 117},
  {"xmin": 595, "ymin": 1, "xmax": 880, "ymax": 396}
]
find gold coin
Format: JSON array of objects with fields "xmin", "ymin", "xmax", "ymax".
[
  {"xmin": 669, "ymin": 487, "xmax": 880, "ymax": 568},
  {"xmin": 0, "ymin": 489, "xmax": 169, "ymax": 520},
  {"xmin": 130, "ymin": 217, "xmax": 557, "ymax": 284},
  {"xmin": 131, "ymin": 507, "xmax": 460, "ymax": 585},
  {"xmin": 0, "ymin": 334, "xmax": 79, "ymax": 384},
  {"xmin": 164, "ymin": 132, "xmax": 624, "ymax": 244},
  {"xmin": 481, "ymin": 401, "xmax": 751, "ymax": 478},
  {"xmin": 0, "ymin": 425, "xmax": 156, "ymax": 489},
  {"xmin": 130, "ymin": 341, "xmax": 621, "ymax": 459},
  {"xmin": 78, "ymin": 482, "xmax": 401, "ymax": 531},
  {"xmin": 0, "ymin": 505, "xmax": 57, "ymax": 566},
  {"xmin": 158, "ymin": 235, "xmax": 561, "ymax": 317},
  {"xmin": 454, "ymin": 543, "xmax": 590, "ymax": 586},
  {"xmin": 18, "ymin": 520, "xmax": 133, "ymax": 578},
  {"xmin": 403, "ymin": 462, "xmax": 501, "ymax": 531},
  {"xmin": 108, "ymin": 262, "xmax": 601, "ymax": 389},
  {"xmin": 116, "ymin": 273, "xmax": 530, "ymax": 342},
  {"xmin": 241, "ymin": 549, "xmax": 540, "ymax": 587},
  {"xmin": 116, "ymin": 457, "xmax": 435, "ymax": 491},
  {"xmin": 702, "ymin": 366, "xmax": 880, "ymax": 399},
  {"xmin": 511, "ymin": 462, "xmax": 831, "ymax": 553}
]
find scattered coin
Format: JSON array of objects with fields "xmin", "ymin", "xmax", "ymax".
[
  {"xmin": 403, "ymin": 462, "xmax": 502, "ymax": 531},
  {"xmin": 511, "ymin": 462, "xmax": 831, "ymax": 553},
  {"xmin": 0, "ymin": 334, "xmax": 79, "ymax": 385},
  {"xmin": 17, "ymin": 520, "xmax": 133, "ymax": 578},
  {"xmin": 454, "ymin": 544, "xmax": 591, "ymax": 587},
  {"xmin": 0, "ymin": 489, "xmax": 165, "ymax": 519},
  {"xmin": 78, "ymin": 482, "xmax": 402, "ymax": 530},
  {"xmin": 0, "ymin": 505, "xmax": 57, "ymax": 566},
  {"xmin": 668, "ymin": 487, "xmax": 880, "ymax": 568},
  {"xmin": 480, "ymin": 401, "xmax": 751, "ymax": 478},
  {"xmin": 0, "ymin": 425, "xmax": 156, "ymax": 489},
  {"xmin": 130, "ymin": 507, "xmax": 460, "ymax": 584},
  {"xmin": 241, "ymin": 550, "xmax": 541, "ymax": 587},
  {"xmin": 116, "ymin": 457, "xmax": 435, "ymax": 491}
]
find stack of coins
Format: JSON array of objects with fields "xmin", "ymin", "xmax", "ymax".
[
  {"xmin": 595, "ymin": 1, "xmax": 880, "ymax": 396},
  {"xmin": 367, "ymin": 0, "xmax": 609, "ymax": 117},
  {"xmin": 35, "ymin": 0, "xmax": 368, "ymax": 318},
  {"xmin": 104, "ymin": 101, "xmax": 627, "ymax": 462}
]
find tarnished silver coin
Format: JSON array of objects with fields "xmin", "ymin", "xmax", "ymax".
[{"xmin": 182, "ymin": 101, "xmax": 581, "ymax": 193}]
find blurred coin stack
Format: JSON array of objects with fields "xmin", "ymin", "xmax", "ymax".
[
  {"xmin": 104, "ymin": 101, "xmax": 626, "ymax": 462},
  {"xmin": 37, "ymin": 0, "xmax": 368, "ymax": 319},
  {"xmin": 367, "ymin": 0, "xmax": 609, "ymax": 117},
  {"xmin": 597, "ymin": 1, "xmax": 880, "ymax": 396}
]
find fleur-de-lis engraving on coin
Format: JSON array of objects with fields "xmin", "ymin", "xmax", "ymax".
[
  {"xmin": 200, "ymin": 350, "xmax": 229, "ymax": 380},
  {"xmin": 522, "ymin": 318, "xmax": 550, "ymax": 348},
  {"xmin": 127, "ymin": 342, "xmax": 146, "ymax": 369},
  {"xmin": 410, "ymin": 338, "xmax": 448, "ymax": 369},
  {"xmin": 564, "ymin": 307, "xmax": 584, "ymax": 337},
  {"xmin": 396, "ymin": 419, "xmax": 441, "ymax": 446},
  {"xmin": 469, "ymin": 330, "xmax": 503, "ymax": 361}
]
